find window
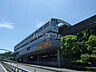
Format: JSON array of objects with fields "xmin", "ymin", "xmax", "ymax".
[
  {"xmin": 35, "ymin": 30, "xmax": 39, "ymax": 38},
  {"xmin": 31, "ymin": 34, "xmax": 33, "ymax": 38},
  {"xmin": 27, "ymin": 47, "xmax": 31, "ymax": 51},
  {"xmin": 35, "ymin": 30, "xmax": 38, "ymax": 34},
  {"xmin": 39, "ymin": 26, "xmax": 43, "ymax": 32},
  {"xmin": 51, "ymin": 19, "xmax": 57, "ymax": 26},
  {"xmin": 44, "ymin": 22, "xmax": 49, "ymax": 29},
  {"xmin": 28, "ymin": 35, "xmax": 31, "ymax": 39}
]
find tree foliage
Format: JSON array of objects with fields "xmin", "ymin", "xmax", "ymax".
[
  {"xmin": 61, "ymin": 26, "xmax": 96, "ymax": 67},
  {"xmin": 61, "ymin": 35, "xmax": 79, "ymax": 56},
  {"xmin": 0, "ymin": 56, "xmax": 5, "ymax": 60},
  {"xmin": 86, "ymin": 35, "xmax": 96, "ymax": 52},
  {"xmin": 4, "ymin": 51, "xmax": 12, "ymax": 55}
]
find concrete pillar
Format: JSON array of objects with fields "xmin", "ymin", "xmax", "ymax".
[
  {"xmin": 25, "ymin": 57, "xmax": 28, "ymax": 63},
  {"xmin": 25, "ymin": 56, "xmax": 31, "ymax": 63},
  {"xmin": 37, "ymin": 55, "xmax": 39, "ymax": 62},
  {"xmin": 17, "ymin": 58, "xmax": 20, "ymax": 62},
  {"xmin": 21, "ymin": 57, "xmax": 23, "ymax": 62},
  {"xmin": 27, "ymin": 57, "xmax": 31, "ymax": 63},
  {"xmin": 37, "ymin": 55, "xmax": 41, "ymax": 64},
  {"xmin": 57, "ymin": 49, "xmax": 62, "ymax": 68}
]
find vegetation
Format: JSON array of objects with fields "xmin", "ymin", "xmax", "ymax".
[
  {"xmin": 4, "ymin": 51, "xmax": 12, "ymax": 55},
  {"xmin": 61, "ymin": 35, "xmax": 79, "ymax": 56},
  {"xmin": 0, "ymin": 56, "xmax": 5, "ymax": 60},
  {"xmin": 61, "ymin": 27, "xmax": 96, "ymax": 70},
  {"xmin": 0, "ymin": 51, "xmax": 13, "ymax": 60}
]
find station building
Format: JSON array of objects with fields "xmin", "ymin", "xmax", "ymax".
[
  {"xmin": 14, "ymin": 18, "xmax": 71, "ymax": 67},
  {"xmin": 14, "ymin": 15, "xmax": 96, "ymax": 67}
]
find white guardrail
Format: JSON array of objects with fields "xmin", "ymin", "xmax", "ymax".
[{"xmin": 2, "ymin": 61, "xmax": 29, "ymax": 72}]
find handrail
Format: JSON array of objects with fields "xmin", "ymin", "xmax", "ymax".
[{"xmin": 2, "ymin": 61, "xmax": 28, "ymax": 72}]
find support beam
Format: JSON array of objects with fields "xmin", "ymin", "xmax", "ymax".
[
  {"xmin": 25, "ymin": 57, "xmax": 29, "ymax": 63},
  {"xmin": 57, "ymin": 49, "xmax": 62, "ymax": 68},
  {"xmin": 17, "ymin": 58, "xmax": 20, "ymax": 62},
  {"xmin": 21, "ymin": 57, "xmax": 23, "ymax": 62},
  {"xmin": 37, "ymin": 55, "xmax": 41, "ymax": 64}
]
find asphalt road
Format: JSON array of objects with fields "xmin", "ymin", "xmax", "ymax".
[{"xmin": 0, "ymin": 64, "xmax": 6, "ymax": 72}]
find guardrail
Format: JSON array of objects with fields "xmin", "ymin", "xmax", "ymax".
[{"xmin": 2, "ymin": 61, "xmax": 28, "ymax": 72}]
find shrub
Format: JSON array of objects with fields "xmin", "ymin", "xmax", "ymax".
[{"xmin": 61, "ymin": 35, "xmax": 79, "ymax": 56}]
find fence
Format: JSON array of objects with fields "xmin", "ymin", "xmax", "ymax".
[{"xmin": 2, "ymin": 61, "xmax": 28, "ymax": 72}]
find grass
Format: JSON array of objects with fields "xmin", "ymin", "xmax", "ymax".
[
  {"xmin": 63, "ymin": 65, "xmax": 96, "ymax": 71},
  {"xmin": 86, "ymin": 67, "xmax": 96, "ymax": 71}
]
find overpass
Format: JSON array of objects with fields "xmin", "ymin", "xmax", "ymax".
[
  {"xmin": 0, "ymin": 54, "xmax": 13, "ymax": 57},
  {"xmin": 0, "ymin": 49, "xmax": 14, "ymax": 60},
  {"xmin": 0, "ymin": 49, "xmax": 12, "ymax": 52}
]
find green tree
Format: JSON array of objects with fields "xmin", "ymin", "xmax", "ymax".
[
  {"xmin": 86, "ymin": 35, "xmax": 96, "ymax": 53},
  {"xmin": 61, "ymin": 35, "xmax": 79, "ymax": 56},
  {"xmin": 80, "ymin": 35, "xmax": 96, "ymax": 66},
  {"xmin": 0, "ymin": 56, "xmax": 5, "ymax": 60},
  {"xmin": 4, "ymin": 51, "xmax": 12, "ymax": 55}
]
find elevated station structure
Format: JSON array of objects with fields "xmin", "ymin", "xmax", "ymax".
[
  {"xmin": 14, "ymin": 18, "xmax": 71, "ymax": 67},
  {"xmin": 14, "ymin": 15, "xmax": 96, "ymax": 67}
]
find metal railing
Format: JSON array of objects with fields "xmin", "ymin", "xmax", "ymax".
[{"xmin": 2, "ymin": 61, "xmax": 28, "ymax": 72}]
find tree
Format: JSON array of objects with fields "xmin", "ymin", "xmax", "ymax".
[
  {"xmin": 0, "ymin": 56, "xmax": 5, "ymax": 60},
  {"xmin": 86, "ymin": 35, "xmax": 96, "ymax": 53},
  {"xmin": 61, "ymin": 28, "xmax": 96, "ymax": 67},
  {"xmin": 61, "ymin": 35, "xmax": 79, "ymax": 56},
  {"xmin": 80, "ymin": 35, "xmax": 96, "ymax": 66},
  {"xmin": 4, "ymin": 51, "xmax": 12, "ymax": 55}
]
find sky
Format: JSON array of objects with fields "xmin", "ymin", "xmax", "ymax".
[{"xmin": 0, "ymin": 0, "xmax": 96, "ymax": 52}]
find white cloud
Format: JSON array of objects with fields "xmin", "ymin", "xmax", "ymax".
[{"xmin": 0, "ymin": 22, "xmax": 14, "ymax": 29}]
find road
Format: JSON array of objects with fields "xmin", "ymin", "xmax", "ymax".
[{"xmin": 0, "ymin": 64, "xmax": 6, "ymax": 72}]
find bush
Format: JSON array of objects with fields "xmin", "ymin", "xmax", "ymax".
[
  {"xmin": 86, "ymin": 35, "xmax": 96, "ymax": 52},
  {"xmin": 81, "ymin": 54, "xmax": 90, "ymax": 61},
  {"xmin": 61, "ymin": 35, "xmax": 79, "ymax": 56},
  {"xmin": 86, "ymin": 67, "xmax": 96, "ymax": 71}
]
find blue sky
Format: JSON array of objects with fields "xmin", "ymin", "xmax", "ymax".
[{"xmin": 0, "ymin": 0, "xmax": 96, "ymax": 52}]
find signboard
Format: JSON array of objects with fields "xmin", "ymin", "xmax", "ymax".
[{"xmin": 38, "ymin": 41, "xmax": 50, "ymax": 50}]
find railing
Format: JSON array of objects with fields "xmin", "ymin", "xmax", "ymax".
[{"xmin": 2, "ymin": 61, "xmax": 28, "ymax": 72}]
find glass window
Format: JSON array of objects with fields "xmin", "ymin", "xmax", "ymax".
[
  {"xmin": 28, "ymin": 35, "xmax": 31, "ymax": 39},
  {"xmin": 51, "ymin": 19, "xmax": 57, "ymax": 26},
  {"xmin": 39, "ymin": 26, "xmax": 43, "ymax": 32},
  {"xmin": 32, "ymin": 33, "xmax": 35, "ymax": 38},
  {"xmin": 44, "ymin": 22, "xmax": 49, "ymax": 29},
  {"xmin": 35, "ymin": 30, "xmax": 38, "ymax": 34},
  {"xmin": 31, "ymin": 34, "xmax": 33, "ymax": 37},
  {"xmin": 27, "ymin": 47, "xmax": 30, "ymax": 51}
]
